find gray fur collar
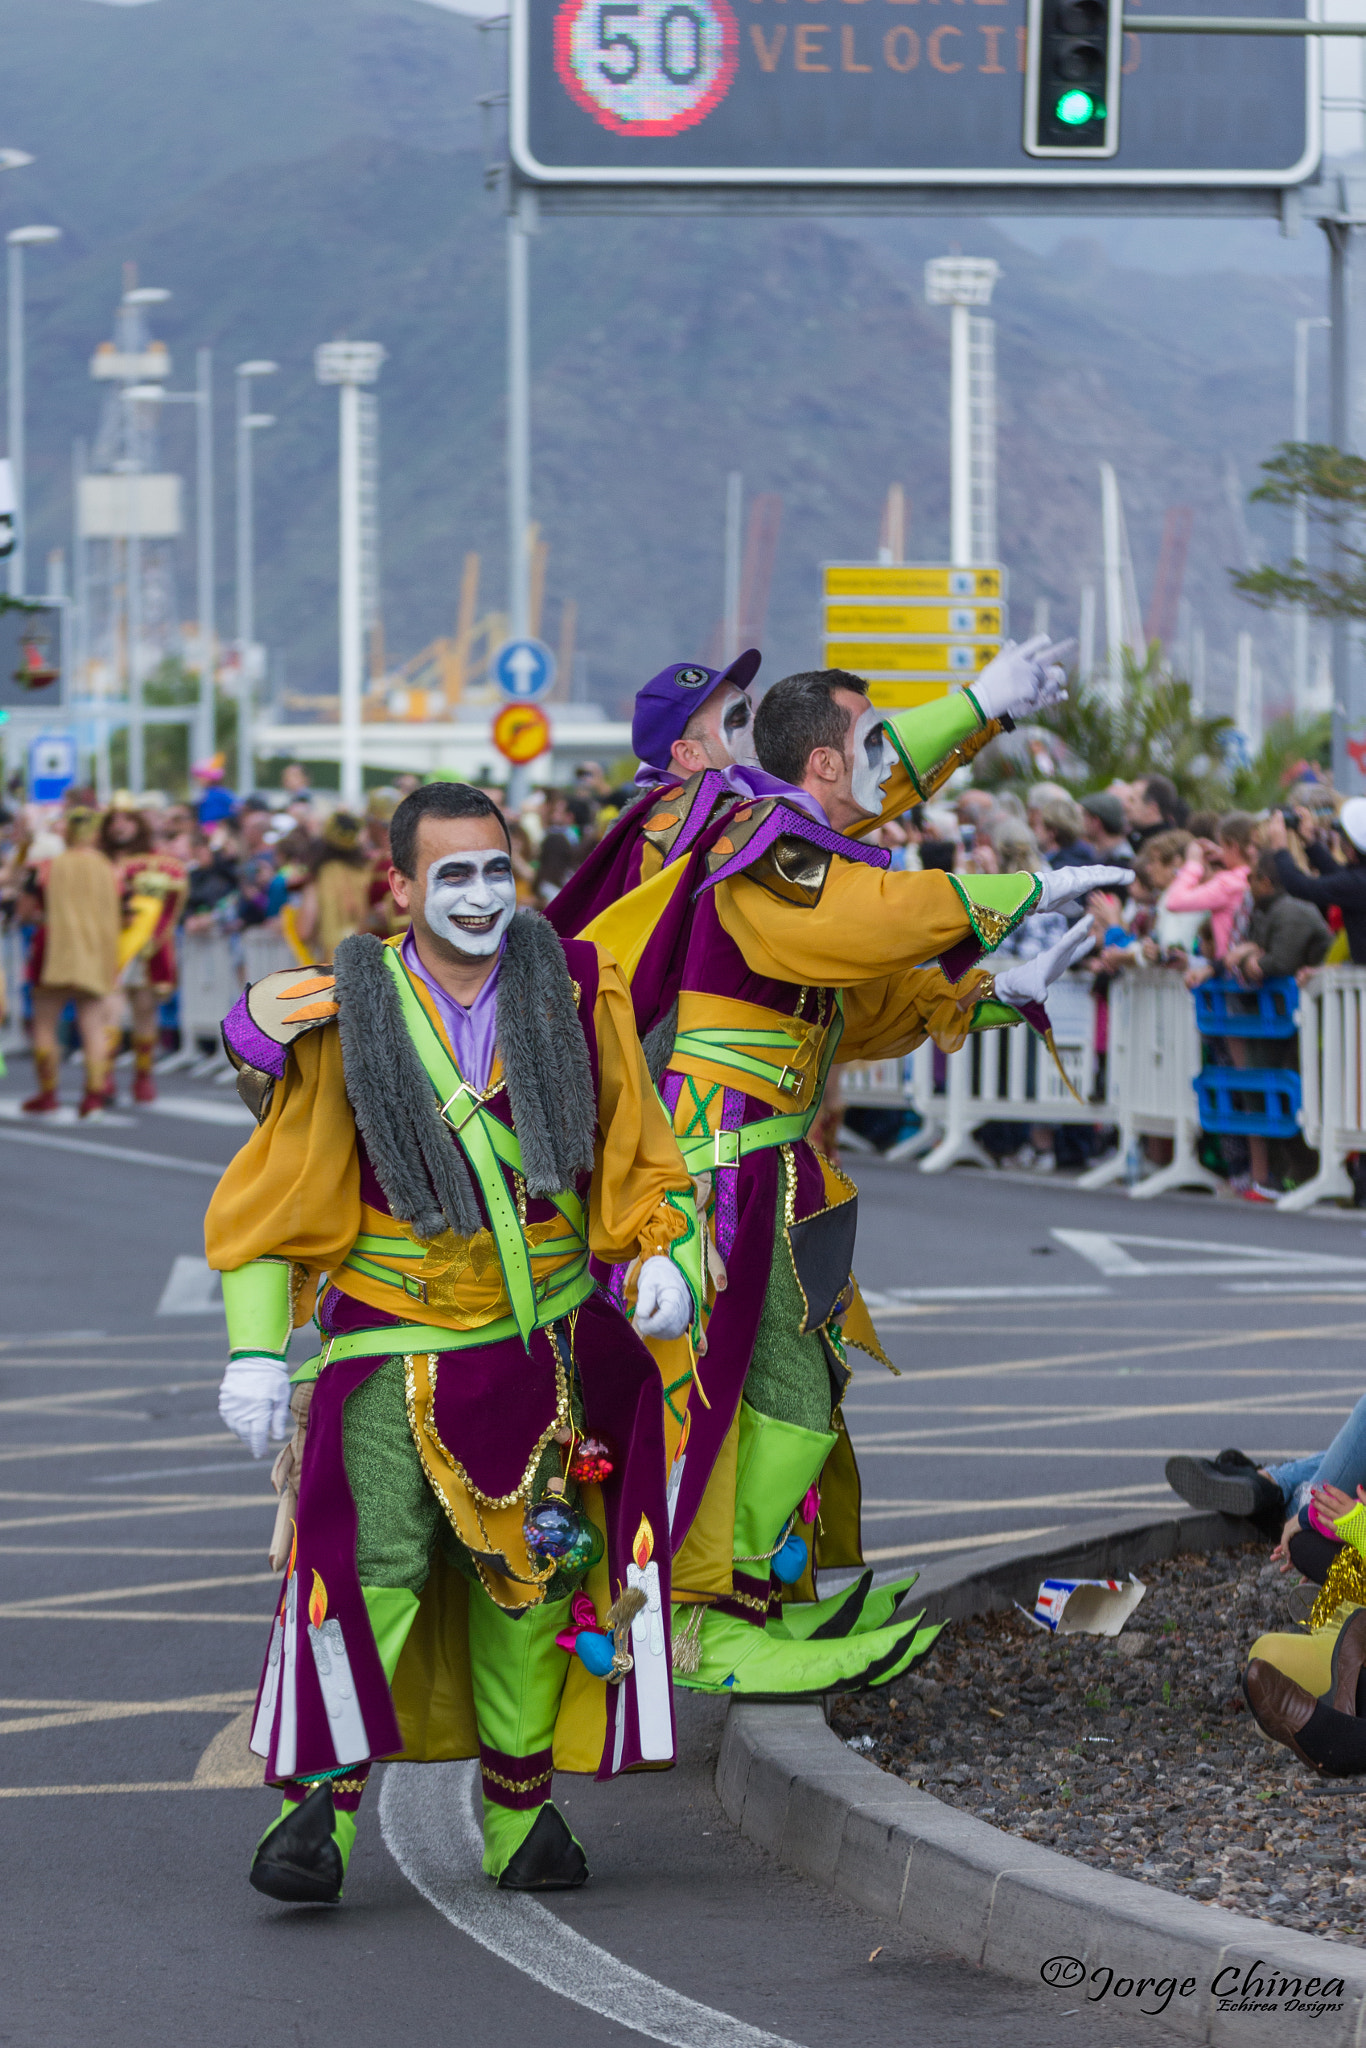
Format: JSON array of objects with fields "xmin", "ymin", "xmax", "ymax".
[{"xmin": 331, "ymin": 918, "xmax": 597, "ymax": 1242}]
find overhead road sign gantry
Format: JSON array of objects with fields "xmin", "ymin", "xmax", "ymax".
[{"xmin": 510, "ymin": 0, "xmax": 1319, "ymax": 203}]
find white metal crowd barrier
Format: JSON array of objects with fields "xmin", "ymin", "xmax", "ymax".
[
  {"xmin": 841, "ymin": 967, "xmax": 1218, "ymax": 1199},
  {"xmin": 1278, "ymin": 964, "xmax": 1366, "ymax": 1212},
  {"xmin": 1077, "ymin": 968, "xmax": 1219, "ymax": 1201}
]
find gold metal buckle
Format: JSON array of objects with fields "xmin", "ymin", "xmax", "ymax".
[
  {"xmin": 440, "ymin": 1084, "xmax": 483, "ymax": 1133},
  {"xmin": 711, "ymin": 1128, "xmax": 741, "ymax": 1170},
  {"xmin": 402, "ymin": 1274, "xmax": 429, "ymax": 1304},
  {"xmin": 776, "ymin": 1064, "xmax": 804, "ymax": 1097}
]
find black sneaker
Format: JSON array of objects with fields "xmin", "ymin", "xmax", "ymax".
[
  {"xmin": 1165, "ymin": 1454, "xmax": 1280, "ymax": 1522},
  {"xmin": 249, "ymin": 1786, "xmax": 345, "ymax": 1905}
]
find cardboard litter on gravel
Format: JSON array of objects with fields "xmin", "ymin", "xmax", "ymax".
[{"xmin": 828, "ymin": 1542, "xmax": 1366, "ymax": 1946}]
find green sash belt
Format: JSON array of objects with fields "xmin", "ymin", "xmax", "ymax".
[
  {"xmin": 672, "ymin": 997, "xmax": 845, "ymax": 1173},
  {"xmin": 289, "ymin": 1265, "xmax": 598, "ymax": 1385}
]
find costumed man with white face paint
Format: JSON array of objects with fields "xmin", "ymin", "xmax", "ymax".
[
  {"xmin": 547, "ymin": 634, "xmax": 1074, "ymax": 947},
  {"xmin": 207, "ymin": 783, "xmax": 703, "ymax": 1904},
  {"xmin": 578, "ymin": 662, "xmax": 1129, "ymax": 1697}
]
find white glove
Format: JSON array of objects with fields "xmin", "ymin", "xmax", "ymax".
[
  {"xmin": 968, "ymin": 634, "xmax": 1075, "ymax": 724},
  {"xmin": 218, "ymin": 1354, "xmax": 293, "ymax": 1459},
  {"xmin": 1033, "ymin": 864, "xmax": 1134, "ymax": 914},
  {"xmin": 993, "ymin": 917, "xmax": 1097, "ymax": 1010},
  {"xmin": 632, "ymin": 1255, "xmax": 693, "ymax": 1342}
]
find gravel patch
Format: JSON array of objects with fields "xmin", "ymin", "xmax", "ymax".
[{"xmin": 829, "ymin": 1542, "xmax": 1366, "ymax": 1946}]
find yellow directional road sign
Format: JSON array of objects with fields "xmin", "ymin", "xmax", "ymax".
[
  {"xmin": 863, "ymin": 680, "xmax": 965, "ymax": 710},
  {"xmin": 824, "ymin": 640, "xmax": 1000, "ymax": 677},
  {"xmin": 825, "ymin": 603, "xmax": 1003, "ymax": 638},
  {"xmin": 823, "ymin": 565, "xmax": 1003, "ymax": 600}
]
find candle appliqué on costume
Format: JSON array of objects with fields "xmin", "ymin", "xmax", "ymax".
[
  {"xmin": 626, "ymin": 1513, "xmax": 671, "ymax": 1760},
  {"xmin": 665, "ymin": 1408, "xmax": 691, "ymax": 1535},
  {"xmin": 305, "ymin": 1569, "xmax": 370, "ymax": 1766}
]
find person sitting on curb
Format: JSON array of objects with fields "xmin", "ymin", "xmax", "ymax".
[
  {"xmin": 1243, "ymin": 1484, "xmax": 1366, "ymax": 1774},
  {"xmin": 1166, "ymin": 1392, "xmax": 1366, "ymax": 1585}
]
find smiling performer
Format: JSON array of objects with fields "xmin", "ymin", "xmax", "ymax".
[
  {"xmin": 548, "ymin": 634, "xmax": 1074, "ymax": 973},
  {"xmin": 207, "ymin": 783, "xmax": 701, "ymax": 1905},
  {"xmin": 582, "ymin": 663, "xmax": 1125, "ymax": 1697}
]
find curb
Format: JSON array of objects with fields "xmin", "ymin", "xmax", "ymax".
[{"xmin": 716, "ymin": 1510, "xmax": 1366, "ymax": 2047}]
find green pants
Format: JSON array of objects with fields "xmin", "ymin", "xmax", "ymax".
[{"xmin": 341, "ymin": 1357, "xmax": 570, "ymax": 1872}]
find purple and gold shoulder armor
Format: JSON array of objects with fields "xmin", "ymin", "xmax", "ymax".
[
  {"xmin": 700, "ymin": 799, "xmax": 890, "ymax": 910},
  {"xmin": 221, "ymin": 966, "xmax": 338, "ymax": 1123}
]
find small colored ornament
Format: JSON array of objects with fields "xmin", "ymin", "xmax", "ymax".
[
  {"xmin": 801, "ymin": 1486, "xmax": 821, "ymax": 1525},
  {"xmin": 561, "ymin": 1516, "xmax": 605, "ymax": 1572},
  {"xmin": 523, "ymin": 1499, "xmax": 581, "ymax": 1561},
  {"xmin": 568, "ymin": 1435, "xmax": 615, "ymax": 1485},
  {"xmin": 772, "ymin": 1531, "xmax": 808, "ymax": 1584},
  {"xmin": 574, "ymin": 1631, "xmax": 616, "ymax": 1678}
]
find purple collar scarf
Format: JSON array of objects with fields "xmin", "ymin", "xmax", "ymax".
[{"xmin": 399, "ymin": 927, "xmax": 503, "ymax": 1091}]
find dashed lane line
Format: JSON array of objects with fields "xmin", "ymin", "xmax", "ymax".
[
  {"xmin": 379, "ymin": 1760, "xmax": 807, "ymax": 2048},
  {"xmin": 0, "ymin": 1124, "xmax": 220, "ymax": 1175}
]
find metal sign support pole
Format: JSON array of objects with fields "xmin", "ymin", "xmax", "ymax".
[
  {"xmin": 338, "ymin": 377, "xmax": 362, "ymax": 807},
  {"xmin": 1325, "ymin": 210, "xmax": 1362, "ymax": 792},
  {"xmin": 507, "ymin": 188, "xmax": 534, "ymax": 647},
  {"xmin": 949, "ymin": 301, "xmax": 972, "ymax": 568}
]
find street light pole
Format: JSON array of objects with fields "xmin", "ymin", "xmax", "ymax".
[
  {"xmin": 7, "ymin": 224, "xmax": 61, "ymax": 600},
  {"xmin": 1292, "ymin": 317, "xmax": 1330, "ymax": 719},
  {"xmin": 315, "ymin": 342, "xmax": 385, "ymax": 808},
  {"xmin": 196, "ymin": 348, "xmax": 214, "ymax": 765},
  {"xmin": 235, "ymin": 359, "xmax": 276, "ymax": 796}
]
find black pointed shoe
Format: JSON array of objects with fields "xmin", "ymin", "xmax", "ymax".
[
  {"xmin": 249, "ymin": 1786, "xmax": 345, "ymax": 1905},
  {"xmin": 497, "ymin": 1804, "xmax": 589, "ymax": 1891}
]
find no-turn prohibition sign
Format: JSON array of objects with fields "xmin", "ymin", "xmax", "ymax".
[{"xmin": 492, "ymin": 701, "xmax": 552, "ymax": 764}]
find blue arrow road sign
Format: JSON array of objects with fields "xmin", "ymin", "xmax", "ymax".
[
  {"xmin": 493, "ymin": 636, "xmax": 557, "ymax": 703},
  {"xmin": 30, "ymin": 731, "xmax": 76, "ymax": 802}
]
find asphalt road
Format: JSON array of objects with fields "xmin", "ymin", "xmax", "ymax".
[{"xmin": 5, "ymin": 1056, "xmax": 1359, "ymax": 2048}]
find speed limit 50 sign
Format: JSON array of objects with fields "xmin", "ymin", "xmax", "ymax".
[{"xmin": 556, "ymin": 0, "xmax": 737, "ymax": 135}]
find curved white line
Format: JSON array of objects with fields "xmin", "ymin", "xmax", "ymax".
[{"xmin": 378, "ymin": 1760, "xmax": 805, "ymax": 2048}]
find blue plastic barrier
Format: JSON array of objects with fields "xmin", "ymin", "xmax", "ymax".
[
  {"xmin": 1193, "ymin": 976, "xmax": 1300, "ymax": 1039},
  {"xmin": 1193, "ymin": 1067, "xmax": 1302, "ymax": 1139}
]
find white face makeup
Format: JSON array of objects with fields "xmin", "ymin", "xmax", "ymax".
[
  {"xmin": 720, "ymin": 687, "xmax": 758, "ymax": 768},
  {"xmin": 422, "ymin": 846, "xmax": 517, "ymax": 958},
  {"xmin": 849, "ymin": 705, "xmax": 892, "ymax": 817}
]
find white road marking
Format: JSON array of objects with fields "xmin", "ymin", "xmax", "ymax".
[
  {"xmin": 156, "ymin": 1257, "xmax": 224, "ymax": 1317},
  {"xmin": 144, "ymin": 1095, "xmax": 253, "ymax": 1129},
  {"xmin": 1224, "ymin": 1280, "xmax": 1366, "ymax": 1294},
  {"xmin": 0, "ymin": 1433, "xmax": 238, "ymax": 1464},
  {"xmin": 1052, "ymin": 1226, "xmax": 1366, "ymax": 1280},
  {"xmin": 0, "ymin": 1098, "xmax": 135, "ymax": 1128},
  {"xmin": 880, "ymin": 1285, "xmax": 1111, "ymax": 1303},
  {"xmin": 860, "ymin": 1524, "xmax": 1069, "ymax": 1563},
  {"xmin": 0, "ymin": 1691, "xmax": 255, "ymax": 1736},
  {"xmin": 379, "ymin": 1761, "xmax": 806, "ymax": 2048},
  {"xmin": 0, "ymin": 1569, "xmax": 277, "ymax": 1615},
  {"xmin": 0, "ymin": 1124, "xmax": 220, "ymax": 1176},
  {"xmin": 94, "ymin": 1460, "xmax": 254, "ymax": 1485}
]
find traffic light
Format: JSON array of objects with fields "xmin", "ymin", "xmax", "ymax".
[{"xmin": 1023, "ymin": 0, "xmax": 1123, "ymax": 158}]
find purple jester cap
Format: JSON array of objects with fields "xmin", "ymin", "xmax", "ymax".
[{"xmin": 630, "ymin": 648, "xmax": 762, "ymax": 772}]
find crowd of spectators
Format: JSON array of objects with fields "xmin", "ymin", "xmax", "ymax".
[
  {"xmin": 847, "ymin": 769, "xmax": 1364, "ymax": 1200},
  {"xmin": 0, "ymin": 758, "xmax": 637, "ymax": 1055}
]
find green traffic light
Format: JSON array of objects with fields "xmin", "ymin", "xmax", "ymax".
[{"xmin": 1055, "ymin": 88, "xmax": 1097, "ymax": 125}]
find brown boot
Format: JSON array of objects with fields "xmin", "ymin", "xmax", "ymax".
[
  {"xmin": 1326, "ymin": 1608, "xmax": 1366, "ymax": 1716},
  {"xmin": 1244, "ymin": 1659, "xmax": 1320, "ymax": 1769}
]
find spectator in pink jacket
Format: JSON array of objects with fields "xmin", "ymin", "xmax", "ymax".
[{"xmin": 1164, "ymin": 811, "xmax": 1257, "ymax": 965}]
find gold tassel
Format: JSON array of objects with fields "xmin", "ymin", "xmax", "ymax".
[
  {"xmin": 671, "ymin": 1603, "xmax": 706, "ymax": 1675},
  {"xmin": 1045, "ymin": 1030, "xmax": 1086, "ymax": 1107}
]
